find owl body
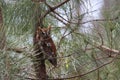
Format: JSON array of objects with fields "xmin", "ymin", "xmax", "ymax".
[{"xmin": 35, "ymin": 26, "xmax": 57, "ymax": 67}]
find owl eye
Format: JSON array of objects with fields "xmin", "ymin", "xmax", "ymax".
[
  {"xmin": 41, "ymin": 31, "xmax": 48, "ymax": 37},
  {"xmin": 47, "ymin": 31, "xmax": 50, "ymax": 35},
  {"xmin": 41, "ymin": 31, "xmax": 45, "ymax": 35}
]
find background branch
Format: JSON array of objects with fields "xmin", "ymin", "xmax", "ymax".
[{"xmin": 41, "ymin": 0, "xmax": 70, "ymax": 19}]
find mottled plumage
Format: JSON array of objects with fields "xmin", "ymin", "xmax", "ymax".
[{"xmin": 35, "ymin": 26, "xmax": 57, "ymax": 67}]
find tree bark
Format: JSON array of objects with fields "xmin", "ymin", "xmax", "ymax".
[
  {"xmin": 33, "ymin": 30, "xmax": 47, "ymax": 80},
  {"xmin": 33, "ymin": 7, "xmax": 47, "ymax": 79},
  {"xmin": 0, "ymin": 6, "xmax": 5, "ymax": 49}
]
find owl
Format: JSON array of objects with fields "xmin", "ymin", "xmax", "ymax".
[{"xmin": 35, "ymin": 26, "xmax": 57, "ymax": 67}]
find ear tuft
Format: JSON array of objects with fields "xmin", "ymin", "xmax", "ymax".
[
  {"xmin": 47, "ymin": 26, "xmax": 51, "ymax": 34},
  {"xmin": 38, "ymin": 27, "xmax": 43, "ymax": 32},
  {"xmin": 38, "ymin": 26, "xmax": 41, "ymax": 29},
  {"xmin": 48, "ymin": 26, "xmax": 51, "ymax": 30}
]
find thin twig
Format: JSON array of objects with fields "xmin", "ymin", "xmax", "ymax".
[
  {"xmin": 50, "ymin": 55, "xmax": 116, "ymax": 80},
  {"xmin": 50, "ymin": 13, "xmax": 67, "ymax": 25},
  {"xmin": 41, "ymin": 0, "xmax": 70, "ymax": 19},
  {"xmin": 80, "ymin": 16, "xmax": 119, "ymax": 24}
]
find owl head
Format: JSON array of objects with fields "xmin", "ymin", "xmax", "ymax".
[{"xmin": 37, "ymin": 26, "xmax": 51, "ymax": 39}]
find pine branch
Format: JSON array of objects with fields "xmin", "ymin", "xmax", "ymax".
[
  {"xmin": 41, "ymin": 0, "xmax": 70, "ymax": 19},
  {"xmin": 50, "ymin": 13, "xmax": 67, "ymax": 25},
  {"xmin": 49, "ymin": 54, "xmax": 118, "ymax": 80},
  {"xmin": 7, "ymin": 47, "xmax": 27, "ymax": 53}
]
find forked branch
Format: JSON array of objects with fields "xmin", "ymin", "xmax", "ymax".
[{"xmin": 41, "ymin": 0, "xmax": 70, "ymax": 19}]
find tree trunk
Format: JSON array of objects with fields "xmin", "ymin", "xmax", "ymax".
[
  {"xmin": 0, "ymin": 6, "xmax": 5, "ymax": 49},
  {"xmin": 32, "ymin": 1, "xmax": 70, "ymax": 79},
  {"xmin": 33, "ymin": 9, "xmax": 47, "ymax": 80},
  {"xmin": 33, "ymin": 28, "xmax": 47, "ymax": 80}
]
